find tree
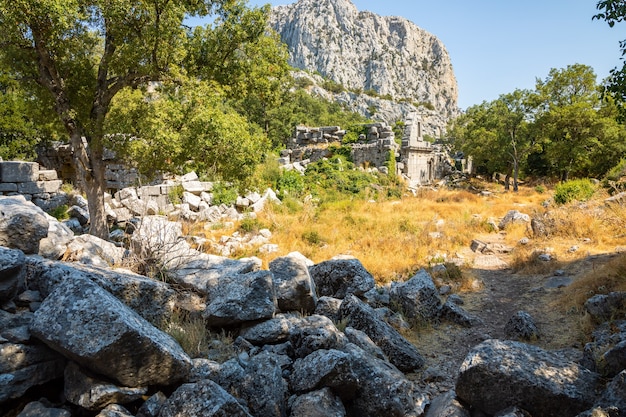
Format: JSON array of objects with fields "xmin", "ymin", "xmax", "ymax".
[
  {"xmin": 448, "ymin": 90, "xmax": 533, "ymax": 190},
  {"xmin": 0, "ymin": 0, "xmax": 233, "ymax": 238},
  {"xmin": 105, "ymin": 79, "xmax": 268, "ymax": 185},
  {"xmin": 594, "ymin": 0, "xmax": 626, "ymax": 119},
  {"xmin": 532, "ymin": 64, "xmax": 604, "ymax": 181}
]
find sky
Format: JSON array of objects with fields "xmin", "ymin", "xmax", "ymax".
[{"xmin": 243, "ymin": 0, "xmax": 624, "ymax": 109}]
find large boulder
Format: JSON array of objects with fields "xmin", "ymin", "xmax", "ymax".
[
  {"xmin": 289, "ymin": 315, "xmax": 348, "ymax": 358},
  {"xmin": 290, "ymin": 344, "xmax": 427, "ymax": 417},
  {"xmin": 585, "ymin": 292, "xmax": 626, "ymax": 322},
  {"xmin": 340, "ymin": 294, "xmax": 424, "ymax": 372},
  {"xmin": 0, "ymin": 246, "xmax": 25, "ymax": 302},
  {"xmin": 203, "ymin": 270, "xmax": 276, "ymax": 327},
  {"xmin": 0, "ymin": 195, "xmax": 49, "ymax": 254},
  {"xmin": 389, "ymin": 269, "xmax": 442, "ymax": 320},
  {"xmin": 30, "ymin": 277, "xmax": 191, "ymax": 387},
  {"xmin": 237, "ymin": 351, "xmax": 289, "ymax": 417},
  {"xmin": 498, "ymin": 210, "xmax": 530, "ymax": 230},
  {"xmin": 269, "ymin": 253, "xmax": 317, "ymax": 313},
  {"xmin": 63, "ymin": 234, "xmax": 127, "ymax": 267},
  {"xmin": 504, "ymin": 311, "xmax": 539, "ymax": 341},
  {"xmin": 38, "ymin": 213, "xmax": 74, "ymax": 260},
  {"xmin": 456, "ymin": 339, "xmax": 600, "ymax": 417},
  {"xmin": 309, "ymin": 257, "xmax": 375, "ymax": 298},
  {"xmin": 288, "ymin": 388, "xmax": 346, "ymax": 417},
  {"xmin": 26, "ymin": 258, "xmax": 175, "ymax": 326},
  {"xmin": 158, "ymin": 379, "xmax": 253, "ymax": 417},
  {"xmin": 425, "ymin": 390, "xmax": 470, "ymax": 417},
  {"xmin": 239, "ymin": 314, "xmax": 300, "ymax": 346}
]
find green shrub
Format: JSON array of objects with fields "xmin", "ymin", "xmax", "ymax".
[
  {"xmin": 302, "ymin": 230, "xmax": 325, "ymax": 246},
  {"xmin": 535, "ymin": 185, "xmax": 546, "ymax": 194},
  {"xmin": 212, "ymin": 182, "xmax": 239, "ymax": 205},
  {"xmin": 239, "ymin": 216, "xmax": 262, "ymax": 234},
  {"xmin": 277, "ymin": 169, "xmax": 305, "ymax": 198},
  {"xmin": 48, "ymin": 204, "xmax": 69, "ymax": 221},
  {"xmin": 167, "ymin": 184, "xmax": 184, "ymax": 204},
  {"xmin": 554, "ymin": 179, "xmax": 596, "ymax": 205},
  {"xmin": 321, "ymin": 79, "xmax": 344, "ymax": 94}
]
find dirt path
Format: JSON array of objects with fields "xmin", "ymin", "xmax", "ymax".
[{"xmin": 410, "ymin": 236, "xmax": 584, "ymax": 398}]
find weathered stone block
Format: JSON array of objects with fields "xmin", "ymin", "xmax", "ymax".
[
  {"xmin": 0, "ymin": 161, "xmax": 39, "ymax": 182},
  {"xmin": 0, "ymin": 183, "xmax": 17, "ymax": 192},
  {"xmin": 38, "ymin": 170, "xmax": 58, "ymax": 181}
]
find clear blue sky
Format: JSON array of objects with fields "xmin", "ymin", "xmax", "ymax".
[{"xmin": 245, "ymin": 0, "xmax": 624, "ymax": 109}]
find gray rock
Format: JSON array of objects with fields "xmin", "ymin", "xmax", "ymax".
[
  {"xmin": 425, "ymin": 390, "xmax": 470, "ymax": 417},
  {"xmin": 374, "ymin": 306, "xmax": 412, "ymax": 331},
  {"xmin": 64, "ymin": 361, "xmax": 148, "ymax": 410},
  {"xmin": 603, "ymin": 339, "xmax": 626, "ymax": 378},
  {"xmin": 26, "ymin": 258, "xmax": 175, "ymax": 326},
  {"xmin": 38, "ymin": 214, "xmax": 74, "ymax": 260},
  {"xmin": 290, "ymin": 314, "xmax": 348, "ymax": 358},
  {"xmin": 64, "ymin": 234, "xmax": 127, "ymax": 267},
  {"xmin": 0, "ymin": 343, "xmax": 66, "ymax": 402},
  {"xmin": 95, "ymin": 404, "xmax": 134, "ymax": 417},
  {"xmin": 389, "ymin": 269, "xmax": 442, "ymax": 320},
  {"xmin": 136, "ymin": 391, "xmax": 168, "ymax": 417},
  {"xmin": 16, "ymin": 401, "xmax": 71, "ymax": 417},
  {"xmin": 203, "ymin": 270, "xmax": 276, "ymax": 327},
  {"xmin": 581, "ymin": 321, "xmax": 626, "ymax": 375},
  {"xmin": 158, "ymin": 379, "xmax": 253, "ymax": 417},
  {"xmin": 456, "ymin": 339, "xmax": 600, "ymax": 417},
  {"xmin": 0, "ymin": 246, "xmax": 25, "ymax": 301},
  {"xmin": 498, "ymin": 210, "xmax": 530, "ymax": 230},
  {"xmin": 343, "ymin": 326, "xmax": 385, "ymax": 360},
  {"xmin": 30, "ymin": 277, "xmax": 191, "ymax": 387},
  {"xmin": 270, "ymin": 254, "xmax": 317, "ymax": 313},
  {"xmin": 290, "ymin": 344, "xmax": 427, "ymax": 417},
  {"xmin": 289, "ymin": 388, "xmax": 346, "ymax": 417},
  {"xmin": 238, "ymin": 351, "xmax": 289, "ymax": 417},
  {"xmin": 314, "ymin": 296, "xmax": 343, "ymax": 322},
  {"xmin": 363, "ymin": 286, "xmax": 390, "ymax": 307},
  {"xmin": 441, "ymin": 298, "xmax": 477, "ymax": 328},
  {"xmin": 67, "ymin": 205, "xmax": 89, "ymax": 225},
  {"xmin": 585, "ymin": 292, "xmax": 626, "ymax": 322},
  {"xmin": 0, "ymin": 195, "xmax": 49, "ymax": 254},
  {"xmin": 591, "ymin": 369, "xmax": 626, "ymax": 416},
  {"xmin": 494, "ymin": 407, "xmax": 532, "ymax": 417},
  {"xmin": 309, "ymin": 257, "xmax": 375, "ymax": 298},
  {"xmin": 544, "ymin": 276, "xmax": 574, "ymax": 289},
  {"xmin": 504, "ymin": 311, "xmax": 540, "ymax": 341},
  {"xmin": 340, "ymin": 294, "xmax": 424, "ymax": 372},
  {"xmin": 239, "ymin": 314, "xmax": 299, "ymax": 346}
]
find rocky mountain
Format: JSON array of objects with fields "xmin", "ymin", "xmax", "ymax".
[{"xmin": 270, "ymin": 0, "xmax": 459, "ymax": 124}]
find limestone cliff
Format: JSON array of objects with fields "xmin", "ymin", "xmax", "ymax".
[{"xmin": 270, "ymin": 0, "xmax": 459, "ymax": 120}]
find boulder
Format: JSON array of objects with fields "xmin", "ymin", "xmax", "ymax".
[
  {"xmin": 499, "ymin": 210, "xmax": 530, "ymax": 230},
  {"xmin": 136, "ymin": 391, "xmax": 167, "ymax": 417},
  {"xmin": 269, "ymin": 254, "xmax": 317, "ymax": 314},
  {"xmin": 0, "ymin": 246, "xmax": 25, "ymax": 302},
  {"xmin": 309, "ymin": 257, "xmax": 375, "ymax": 298},
  {"xmin": 504, "ymin": 311, "xmax": 540, "ymax": 341},
  {"xmin": 589, "ymin": 369, "xmax": 626, "ymax": 416},
  {"xmin": 38, "ymin": 214, "xmax": 74, "ymax": 260},
  {"xmin": 343, "ymin": 327, "xmax": 385, "ymax": 360},
  {"xmin": 64, "ymin": 234, "xmax": 127, "ymax": 267},
  {"xmin": 237, "ymin": 351, "xmax": 289, "ymax": 417},
  {"xmin": 0, "ymin": 342, "xmax": 66, "ymax": 402},
  {"xmin": 290, "ymin": 344, "xmax": 427, "ymax": 417},
  {"xmin": 425, "ymin": 390, "xmax": 470, "ymax": 417},
  {"xmin": 456, "ymin": 339, "xmax": 600, "ymax": 417},
  {"xmin": 67, "ymin": 205, "xmax": 89, "ymax": 225},
  {"xmin": 203, "ymin": 270, "xmax": 276, "ymax": 327},
  {"xmin": 26, "ymin": 259, "xmax": 175, "ymax": 325},
  {"xmin": 30, "ymin": 277, "xmax": 191, "ymax": 387},
  {"xmin": 340, "ymin": 294, "xmax": 424, "ymax": 372},
  {"xmin": 289, "ymin": 314, "xmax": 348, "ymax": 358},
  {"xmin": 239, "ymin": 314, "xmax": 299, "ymax": 345},
  {"xmin": 64, "ymin": 362, "xmax": 148, "ymax": 410},
  {"xmin": 158, "ymin": 379, "xmax": 253, "ymax": 417},
  {"xmin": 585, "ymin": 292, "xmax": 626, "ymax": 322},
  {"xmin": 441, "ymin": 298, "xmax": 477, "ymax": 328},
  {"xmin": 16, "ymin": 401, "xmax": 71, "ymax": 417},
  {"xmin": 389, "ymin": 269, "xmax": 442, "ymax": 320},
  {"xmin": 289, "ymin": 388, "xmax": 346, "ymax": 417},
  {"xmin": 0, "ymin": 195, "xmax": 49, "ymax": 254},
  {"xmin": 95, "ymin": 404, "xmax": 133, "ymax": 417},
  {"xmin": 314, "ymin": 296, "xmax": 343, "ymax": 322}
]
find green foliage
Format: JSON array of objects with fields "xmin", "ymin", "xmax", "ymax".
[
  {"xmin": 415, "ymin": 101, "xmax": 435, "ymax": 110},
  {"xmin": 212, "ymin": 182, "xmax": 239, "ymax": 206},
  {"xmin": 328, "ymin": 144, "xmax": 353, "ymax": 161},
  {"xmin": 239, "ymin": 216, "xmax": 262, "ymax": 233},
  {"xmin": 276, "ymin": 169, "xmax": 305, "ymax": 198},
  {"xmin": 535, "ymin": 185, "xmax": 546, "ymax": 194},
  {"xmin": 322, "ymin": 79, "xmax": 345, "ymax": 94},
  {"xmin": 167, "ymin": 185, "xmax": 184, "ymax": 205},
  {"xmin": 554, "ymin": 179, "xmax": 596, "ymax": 204},
  {"xmin": 603, "ymin": 158, "xmax": 626, "ymax": 194},
  {"xmin": 48, "ymin": 205, "xmax": 69, "ymax": 221},
  {"xmin": 302, "ymin": 230, "xmax": 325, "ymax": 246}
]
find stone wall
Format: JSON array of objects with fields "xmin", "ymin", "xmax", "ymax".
[{"xmin": 0, "ymin": 161, "xmax": 65, "ymax": 211}]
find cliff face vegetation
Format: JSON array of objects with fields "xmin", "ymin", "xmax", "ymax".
[{"xmin": 269, "ymin": 0, "xmax": 459, "ymax": 119}]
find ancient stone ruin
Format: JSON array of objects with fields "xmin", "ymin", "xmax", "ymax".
[
  {"xmin": 0, "ymin": 161, "xmax": 65, "ymax": 211},
  {"xmin": 281, "ymin": 113, "xmax": 452, "ymax": 187}
]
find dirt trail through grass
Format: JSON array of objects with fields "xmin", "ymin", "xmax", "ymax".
[{"xmin": 410, "ymin": 235, "xmax": 584, "ymax": 398}]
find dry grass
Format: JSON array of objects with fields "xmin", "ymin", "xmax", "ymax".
[{"xmin": 163, "ymin": 310, "xmax": 210, "ymax": 358}]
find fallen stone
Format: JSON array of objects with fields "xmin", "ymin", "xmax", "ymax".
[
  {"xmin": 309, "ymin": 257, "xmax": 375, "ymax": 298},
  {"xmin": 290, "ymin": 314, "xmax": 348, "ymax": 358},
  {"xmin": 389, "ymin": 269, "xmax": 442, "ymax": 320},
  {"xmin": 585, "ymin": 292, "xmax": 626, "ymax": 322},
  {"xmin": 314, "ymin": 296, "xmax": 343, "ymax": 322},
  {"xmin": 288, "ymin": 388, "xmax": 346, "ymax": 417},
  {"xmin": 0, "ymin": 195, "xmax": 49, "ymax": 254},
  {"xmin": 340, "ymin": 294, "xmax": 424, "ymax": 372},
  {"xmin": 504, "ymin": 311, "xmax": 539, "ymax": 341},
  {"xmin": 95, "ymin": 404, "xmax": 133, "ymax": 417},
  {"xmin": 16, "ymin": 401, "xmax": 71, "ymax": 417},
  {"xmin": 499, "ymin": 210, "xmax": 530, "ymax": 230},
  {"xmin": 270, "ymin": 253, "xmax": 317, "ymax": 314},
  {"xmin": 0, "ymin": 246, "xmax": 25, "ymax": 302},
  {"xmin": 237, "ymin": 351, "xmax": 289, "ymax": 417},
  {"xmin": 136, "ymin": 391, "xmax": 167, "ymax": 417},
  {"xmin": 456, "ymin": 339, "xmax": 600, "ymax": 417},
  {"xmin": 425, "ymin": 390, "xmax": 470, "ymax": 417},
  {"xmin": 64, "ymin": 234, "xmax": 127, "ymax": 267},
  {"xmin": 30, "ymin": 277, "xmax": 191, "ymax": 387},
  {"xmin": 203, "ymin": 270, "xmax": 276, "ymax": 327},
  {"xmin": 158, "ymin": 379, "xmax": 253, "ymax": 417},
  {"xmin": 239, "ymin": 314, "xmax": 299, "ymax": 346},
  {"xmin": 64, "ymin": 362, "xmax": 148, "ymax": 410}
]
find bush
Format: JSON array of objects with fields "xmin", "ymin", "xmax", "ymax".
[
  {"xmin": 277, "ymin": 169, "xmax": 305, "ymax": 198},
  {"xmin": 212, "ymin": 182, "xmax": 239, "ymax": 205},
  {"xmin": 167, "ymin": 184, "xmax": 184, "ymax": 205},
  {"xmin": 48, "ymin": 204, "xmax": 69, "ymax": 221},
  {"xmin": 238, "ymin": 216, "xmax": 262, "ymax": 234},
  {"xmin": 554, "ymin": 179, "xmax": 596, "ymax": 205}
]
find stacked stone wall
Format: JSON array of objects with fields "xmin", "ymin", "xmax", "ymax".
[{"xmin": 0, "ymin": 161, "xmax": 65, "ymax": 210}]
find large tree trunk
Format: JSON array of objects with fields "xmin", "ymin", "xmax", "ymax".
[{"xmin": 513, "ymin": 159, "xmax": 519, "ymax": 192}]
